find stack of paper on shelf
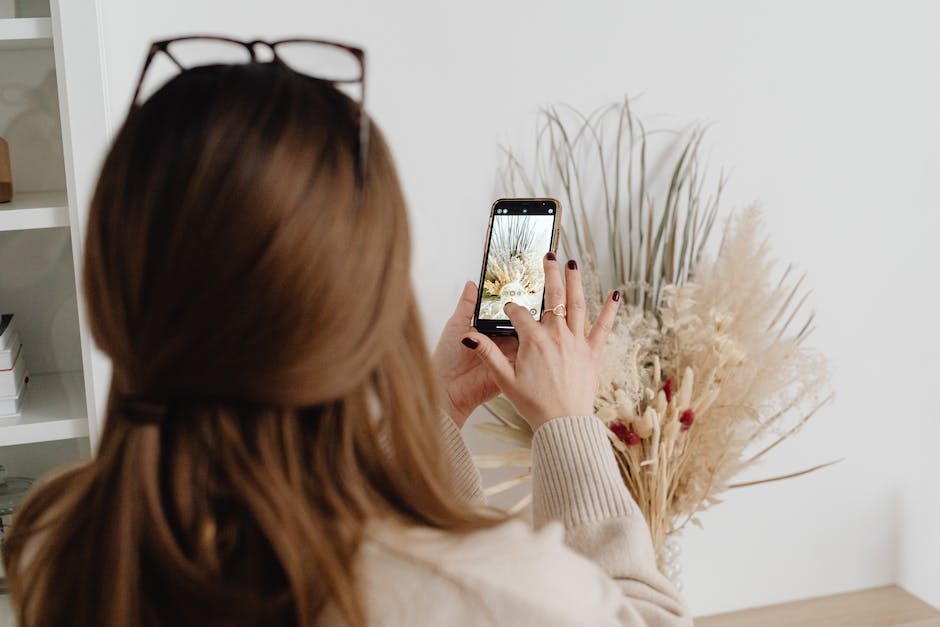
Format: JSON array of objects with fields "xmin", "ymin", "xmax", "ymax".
[{"xmin": 0, "ymin": 314, "xmax": 28, "ymax": 418}]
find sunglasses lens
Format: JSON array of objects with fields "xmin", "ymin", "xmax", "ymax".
[
  {"xmin": 274, "ymin": 42, "xmax": 362, "ymax": 83},
  {"xmin": 137, "ymin": 39, "xmax": 252, "ymax": 103},
  {"xmin": 166, "ymin": 38, "xmax": 253, "ymax": 65}
]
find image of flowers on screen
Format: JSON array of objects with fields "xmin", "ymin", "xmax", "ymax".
[{"xmin": 478, "ymin": 214, "xmax": 553, "ymax": 320}]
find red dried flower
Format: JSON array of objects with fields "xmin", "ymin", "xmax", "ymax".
[
  {"xmin": 662, "ymin": 378, "xmax": 674, "ymax": 403},
  {"xmin": 609, "ymin": 421, "xmax": 629, "ymax": 440},
  {"xmin": 679, "ymin": 408, "xmax": 695, "ymax": 431},
  {"xmin": 609, "ymin": 422, "xmax": 641, "ymax": 446}
]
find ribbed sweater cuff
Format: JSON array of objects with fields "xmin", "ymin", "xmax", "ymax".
[
  {"xmin": 532, "ymin": 415, "xmax": 637, "ymax": 528},
  {"xmin": 441, "ymin": 415, "xmax": 485, "ymax": 504}
]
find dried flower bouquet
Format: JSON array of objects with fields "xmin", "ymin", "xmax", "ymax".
[{"xmin": 478, "ymin": 101, "xmax": 833, "ymax": 565}]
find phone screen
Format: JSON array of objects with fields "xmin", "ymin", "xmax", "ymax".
[{"xmin": 474, "ymin": 198, "xmax": 560, "ymax": 335}]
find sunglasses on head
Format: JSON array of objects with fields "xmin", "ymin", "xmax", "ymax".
[{"xmin": 130, "ymin": 35, "xmax": 369, "ymax": 193}]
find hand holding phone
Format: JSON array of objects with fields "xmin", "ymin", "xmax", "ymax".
[
  {"xmin": 472, "ymin": 198, "xmax": 561, "ymax": 336},
  {"xmin": 461, "ymin": 251, "xmax": 622, "ymax": 430}
]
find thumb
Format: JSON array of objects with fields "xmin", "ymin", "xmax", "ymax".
[
  {"xmin": 449, "ymin": 281, "xmax": 479, "ymax": 326},
  {"xmin": 460, "ymin": 331, "xmax": 515, "ymax": 387}
]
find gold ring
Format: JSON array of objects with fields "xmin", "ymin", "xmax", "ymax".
[{"xmin": 546, "ymin": 304, "xmax": 567, "ymax": 317}]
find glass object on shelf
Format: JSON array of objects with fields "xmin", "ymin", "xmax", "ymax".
[
  {"xmin": 0, "ymin": 464, "xmax": 34, "ymax": 590},
  {"xmin": 0, "ymin": 137, "xmax": 10, "ymax": 203},
  {"xmin": 2, "ymin": 69, "xmax": 66, "ymax": 193}
]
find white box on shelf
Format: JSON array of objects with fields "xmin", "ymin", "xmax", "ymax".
[
  {"xmin": 0, "ymin": 373, "xmax": 27, "ymax": 417},
  {"xmin": 0, "ymin": 332, "xmax": 20, "ymax": 370},
  {"xmin": 0, "ymin": 314, "xmax": 16, "ymax": 350},
  {"xmin": 0, "ymin": 353, "xmax": 27, "ymax": 398}
]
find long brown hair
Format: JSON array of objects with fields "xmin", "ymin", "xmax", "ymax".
[{"xmin": 3, "ymin": 62, "xmax": 502, "ymax": 626}]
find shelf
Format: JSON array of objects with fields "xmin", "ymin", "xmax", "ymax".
[
  {"xmin": 0, "ymin": 371, "xmax": 88, "ymax": 447},
  {"xmin": 0, "ymin": 191, "xmax": 69, "ymax": 231},
  {"xmin": 0, "ymin": 17, "xmax": 52, "ymax": 50}
]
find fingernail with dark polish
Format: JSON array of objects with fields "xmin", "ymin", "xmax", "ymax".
[
  {"xmin": 567, "ymin": 259, "xmax": 578, "ymax": 270},
  {"xmin": 612, "ymin": 290, "xmax": 621, "ymax": 302},
  {"xmin": 546, "ymin": 252, "xmax": 556, "ymax": 261},
  {"xmin": 461, "ymin": 337, "xmax": 479, "ymax": 349}
]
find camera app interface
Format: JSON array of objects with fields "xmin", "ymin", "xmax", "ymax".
[{"xmin": 478, "ymin": 205, "xmax": 555, "ymax": 321}]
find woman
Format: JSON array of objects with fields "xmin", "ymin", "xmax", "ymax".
[{"xmin": 3, "ymin": 38, "xmax": 691, "ymax": 627}]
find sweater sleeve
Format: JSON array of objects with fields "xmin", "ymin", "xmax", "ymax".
[
  {"xmin": 531, "ymin": 415, "xmax": 692, "ymax": 626},
  {"xmin": 440, "ymin": 415, "xmax": 486, "ymax": 505}
]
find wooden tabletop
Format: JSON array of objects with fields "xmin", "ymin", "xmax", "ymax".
[
  {"xmin": 2, "ymin": 584, "xmax": 938, "ymax": 626},
  {"xmin": 696, "ymin": 586, "xmax": 940, "ymax": 627}
]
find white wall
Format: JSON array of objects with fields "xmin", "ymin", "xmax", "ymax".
[{"xmin": 91, "ymin": 0, "xmax": 940, "ymax": 616}]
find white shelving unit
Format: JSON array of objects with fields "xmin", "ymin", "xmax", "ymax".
[{"xmin": 1, "ymin": 0, "xmax": 109, "ymax": 608}]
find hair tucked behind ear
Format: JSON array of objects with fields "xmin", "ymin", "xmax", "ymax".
[{"xmin": 2, "ymin": 63, "xmax": 503, "ymax": 627}]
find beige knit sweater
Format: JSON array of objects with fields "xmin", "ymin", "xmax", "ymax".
[{"xmin": 322, "ymin": 415, "xmax": 693, "ymax": 626}]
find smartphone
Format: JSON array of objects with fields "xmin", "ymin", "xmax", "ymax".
[{"xmin": 472, "ymin": 198, "xmax": 562, "ymax": 336}]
